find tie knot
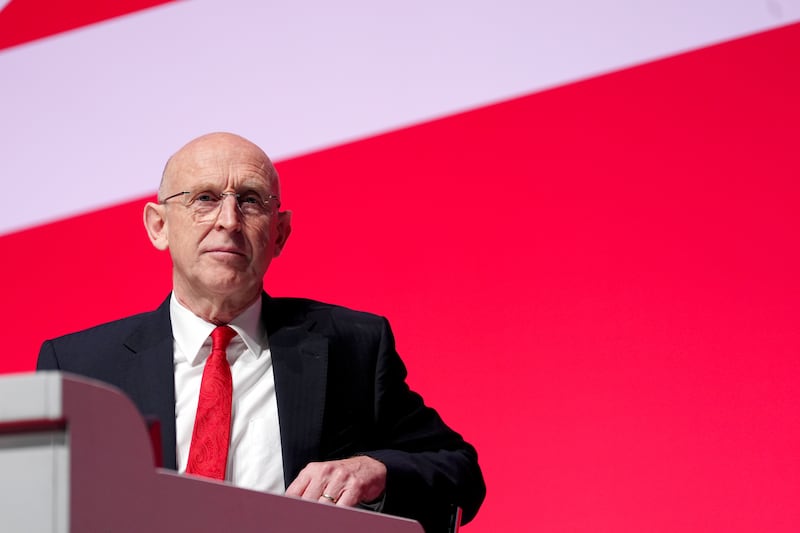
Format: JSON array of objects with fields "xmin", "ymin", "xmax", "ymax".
[{"xmin": 211, "ymin": 325, "xmax": 236, "ymax": 351}]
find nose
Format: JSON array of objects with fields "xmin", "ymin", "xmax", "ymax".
[{"xmin": 215, "ymin": 193, "xmax": 242, "ymax": 230}]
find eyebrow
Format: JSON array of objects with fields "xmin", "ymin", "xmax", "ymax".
[{"xmin": 184, "ymin": 179, "xmax": 273, "ymax": 193}]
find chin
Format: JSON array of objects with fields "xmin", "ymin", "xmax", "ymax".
[{"xmin": 206, "ymin": 276, "xmax": 260, "ymax": 298}]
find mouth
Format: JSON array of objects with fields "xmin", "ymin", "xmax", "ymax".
[{"xmin": 204, "ymin": 248, "xmax": 247, "ymax": 259}]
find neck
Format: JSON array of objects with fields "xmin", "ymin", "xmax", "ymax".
[{"xmin": 173, "ymin": 289, "xmax": 261, "ymax": 325}]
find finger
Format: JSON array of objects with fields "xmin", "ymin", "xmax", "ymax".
[
  {"xmin": 334, "ymin": 489, "xmax": 360, "ymax": 507},
  {"xmin": 285, "ymin": 474, "xmax": 310, "ymax": 497},
  {"xmin": 300, "ymin": 477, "xmax": 328, "ymax": 500},
  {"xmin": 287, "ymin": 468, "xmax": 326, "ymax": 500},
  {"xmin": 319, "ymin": 482, "xmax": 345, "ymax": 505},
  {"xmin": 319, "ymin": 491, "xmax": 338, "ymax": 504}
]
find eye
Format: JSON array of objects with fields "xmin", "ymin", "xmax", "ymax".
[
  {"xmin": 239, "ymin": 193, "xmax": 262, "ymax": 205},
  {"xmin": 194, "ymin": 192, "xmax": 219, "ymax": 204}
]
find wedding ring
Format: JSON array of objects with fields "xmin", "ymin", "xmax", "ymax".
[{"xmin": 322, "ymin": 493, "xmax": 337, "ymax": 502}]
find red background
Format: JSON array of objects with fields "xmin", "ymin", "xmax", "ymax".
[{"xmin": 1, "ymin": 3, "xmax": 798, "ymax": 531}]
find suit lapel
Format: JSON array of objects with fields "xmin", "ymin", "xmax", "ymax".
[
  {"xmin": 107, "ymin": 294, "xmax": 330, "ymax": 478},
  {"xmin": 263, "ymin": 296, "xmax": 329, "ymax": 486},
  {"xmin": 118, "ymin": 297, "xmax": 178, "ymax": 469}
]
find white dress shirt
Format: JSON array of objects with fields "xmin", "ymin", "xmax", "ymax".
[{"xmin": 171, "ymin": 293, "xmax": 285, "ymax": 493}]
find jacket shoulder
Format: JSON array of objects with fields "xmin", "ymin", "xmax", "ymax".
[
  {"xmin": 43, "ymin": 307, "xmax": 166, "ymax": 349},
  {"xmin": 38, "ymin": 299, "xmax": 171, "ymax": 373},
  {"xmin": 268, "ymin": 297, "xmax": 388, "ymax": 329}
]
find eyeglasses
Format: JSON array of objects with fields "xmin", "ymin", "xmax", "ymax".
[{"xmin": 160, "ymin": 190, "xmax": 281, "ymax": 222}]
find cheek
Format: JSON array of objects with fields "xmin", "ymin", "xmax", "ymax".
[
  {"xmin": 254, "ymin": 234, "xmax": 274, "ymax": 261},
  {"xmin": 249, "ymin": 224, "xmax": 276, "ymax": 251},
  {"xmin": 167, "ymin": 225, "xmax": 204, "ymax": 262}
]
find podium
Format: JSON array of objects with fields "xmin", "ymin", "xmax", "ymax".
[{"xmin": 0, "ymin": 372, "xmax": 424, "ymax": 533}]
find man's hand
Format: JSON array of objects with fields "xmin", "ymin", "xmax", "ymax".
[{"xmin": 285, "ymin": 456, "xmax": 387, "ymax": 507}]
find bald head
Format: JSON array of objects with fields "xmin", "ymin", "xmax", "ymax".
[{"xmin": 160, "ymin": 132, "xmax": 280, "ymax": 200}]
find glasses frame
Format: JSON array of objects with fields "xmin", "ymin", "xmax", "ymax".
[{"xmin": 159, "ymin": 190, "xmax": 281, "ymax": 221}]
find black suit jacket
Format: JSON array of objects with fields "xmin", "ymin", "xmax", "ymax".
[{"xmin": 38, "ymin": 295, "xmax": 485, "ymax": 531}]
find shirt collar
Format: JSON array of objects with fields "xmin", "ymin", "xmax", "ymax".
[{"xmin": 170, "ymin": 293, "xmax": 267, "ymax": 366}]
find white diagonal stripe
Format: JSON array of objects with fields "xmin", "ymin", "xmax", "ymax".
[{"xmin": 1, "ymin": 0, "xmax": 799, "ymax": 234}]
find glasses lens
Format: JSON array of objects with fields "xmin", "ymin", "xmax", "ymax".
[
  {"xmin": 185, "ymin": 192, "xmax": 277, "ymax": 221},
  {"xmin": 189, "ymin": 193, "xmax": 221, "ymax": 221}
]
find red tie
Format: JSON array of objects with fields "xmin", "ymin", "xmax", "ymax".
[{"xmin": 186, "ymin": 325, "xmax": 236, "ymax": 480}]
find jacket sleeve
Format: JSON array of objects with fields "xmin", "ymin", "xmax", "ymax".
[
  {"xmin": 37, "ymin": 340, "xmax": 60, "ymax": 370},
  {"xmin": 361, "ymin": 318, "xmax": 486, "ymax": 532}
]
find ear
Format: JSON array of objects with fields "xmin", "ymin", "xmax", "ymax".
[
  {"xmin": 143, "ymin": 202, "xmax": 169, "ymax": 251},
  {"xmin": 272, "ymin": 210, "xmax": 292, "ymax": 257}
]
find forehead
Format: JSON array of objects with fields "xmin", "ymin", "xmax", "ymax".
[{"xmin": 165, "ymin": 137, "xmax": 277, "ymax": 192}]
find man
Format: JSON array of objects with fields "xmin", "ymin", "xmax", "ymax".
[{"xmin": 38, "ymin": 132, "xmax": 485, "ymax": 532}]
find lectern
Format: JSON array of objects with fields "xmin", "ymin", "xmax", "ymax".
[{"xmin": 0, "ymin": 372, "xmax": 424, "ymax": 533}]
